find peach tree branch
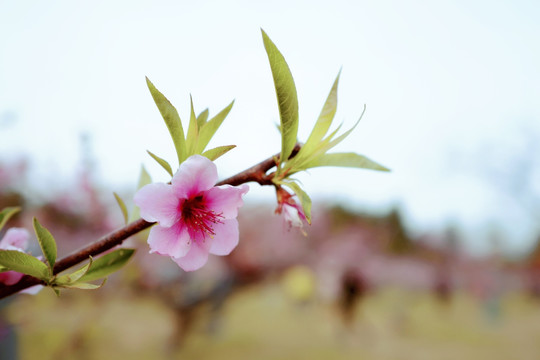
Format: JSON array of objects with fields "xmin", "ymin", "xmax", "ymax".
[{"xmin": 0, "ymin": 148, "xmax": 297, "ymax": 299}]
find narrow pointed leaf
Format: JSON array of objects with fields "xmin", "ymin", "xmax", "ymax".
[
  {"xmin": 302, "ymin": 71, "xmax": 341, "ymax": 157},
  {"xmin": 289, "ymin": 105, "xmax": 365, "ymax": 174},
  {"xmin": 283, "ymin": 182, "xmax": 312, "ymax": 224},
  {"xmin": 197, "ymin": 108, "xmax": 209, "ymax": 129},
  {"xmin": 295, "ymin": 105, "xmax": 365, "ymax": 171},
  {"xmin": 146, "ymin": 77, "xmax": 186, "ymax": 164},
  {"xmin": 0, "ymin": 250, "xmax": 49, "ymax": 281},
  {"xmin": 55, "ymin": 258, "xmax": 93, "ymax": 285},
  {"xmin": 0, "ymin": 207, "xmax": 21, "ymax": 232},
  {"xmin": 186, "ymin": 95, "xmax": 199, "ymax": 156},
  {"xmin": 78, "ymin": 248, "xmax": 135, "ymax": 283},
  {"xmin": 202, "ymin": 145, "xmax": 236, "ymax": 161},
  {"xmin": 261, "ymin": 30, "xmax": 299, "ymax": 166},
  {"xmin": 196, "ymin": 100, "xmax": 234, "ymax": 153},
  {"xmin": 33, "ymin": 218, "xmax": 56, "ymax": 274},
  {"xmin": 113, "ymin": 192, "xmax": 129, "ymax": 224},
  {"xmin": 325, "ymin": 104, "xmax": 366, "ymax": 152},
  {"xmin": 147, "ymin": 150, "xmax": 173, "ymax": 177},
  {"xmin": 60, "ymin": 278, "xmax": 106, "ymax": 290},
  {"xmin": 130, "ymin": 166, "xmax": 152, "ymax": 222},
  {"xmin": 285, "ymin": 123, "xmax": 343, "ymax": 173},
  {"xmin": 305, "ymin": 152, "xmax": 390, "ymax": 172},
  {"xmin": 137, "ymin": 165, "xmax": 152, "ymax": 189}
]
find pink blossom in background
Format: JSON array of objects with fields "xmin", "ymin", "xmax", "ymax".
[
  {"xmin": 134, "ymin": 155, "xmax": 249, "ymax": 271},
  {"xmin": 0, "ymin": 228, "xmax": 29, "ymax": 285}
]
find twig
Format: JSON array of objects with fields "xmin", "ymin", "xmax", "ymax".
[{"xmin": 0, "ymin": 148, "xmax": 299, "ymax": 299}]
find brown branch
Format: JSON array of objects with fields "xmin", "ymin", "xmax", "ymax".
[
  {"xmin": 0, "ymin": 218, "xmax": 154, "ymax": 297},
  {"xmin": 0, "ymin": 147, "xmax": 299, "ymax": 299},
  {"xmin": 217, "ymin": 143, "xmax": 300, "ymax": 187}
]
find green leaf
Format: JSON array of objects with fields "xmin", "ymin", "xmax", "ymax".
[
  {"xmin": 146, "ymin": 77, "xmax": 186, "ymax": 164},
  {"xmin": 59, "ymin": 279, "xmax": 106, "ymax": 290},
  {"xmin": 186, "ymin": 95, "xmax": 199, "ymax": 156},
  {"xmin": 130, "ymin": 166, "xmax": 152, "ymax": 222},
  {"xmin": 305, "ymin": 152, "xmax": 390, "ymax": 172},
  {"xmin": 147, "ymin": 150, "xmax": 174, "ymax": 177},
  {"xmin": 195, "ymin": 100, "xmax": 234, "ymax": 154},
  {"xmin": 32, "ymin": 217, "xmax": 57, "ymax": 275},
  {"xmin": 261, "ymin": 29, "xmax": 299, "ymax": 167},
  {"xmin": 78, "ymin": 248, "xmax": 135, "ymax": 283},
  {"xmin": 284, "ymin": 123, "xmax": 343, "ymax": 173},
  {"xmin": 202, "ymin": 145, "xmax": 236, "ymax": 161},
  {"xmin": 301, "ymin": 71, "xmax": 341, "ymax": 157},
  {"xmin": 283, "ymin": 182, "xmax": 312, "ymax": 224},
  {"xmin": 324, "ymin": 104, "xmax": 366, "ymax": 152},
  {"xmin": 294, "ymin": 105, "xmax": 366, "ymax": 171},
  {"xmin": 0, "ymin": 207, "xmax": 21, "ymax": 232},
  {"xmin": 197, "ymin": 108, "xmax": 209, "ymax": 128},
  {"xmin": 0, "ymin": 250, "xmax": 49, "ymax": 281},
  {"xmin": 113, "ymin": 192, "xmax": 129, "ymax": 224},
  {"xmin": 55, "ymin": 258, "xmax": 93, "ymax": 285},
  {"xmin": 137, "ymin": 165, "xmax": 152, "ymax": 189}
]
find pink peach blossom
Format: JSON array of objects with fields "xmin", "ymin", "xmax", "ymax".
[{"xmin": 134, "ymin": 155, "xmax": 248, "ymax": 271}]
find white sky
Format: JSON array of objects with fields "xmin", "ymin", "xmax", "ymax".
[{"xmin": 1, "ymin": 0, "xmax": 539, "ymax": 255}]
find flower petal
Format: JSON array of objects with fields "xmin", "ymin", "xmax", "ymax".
[
  {"xmin": 283, "ymin": 203, "xmax": 304, "ymax": 228},
  {"xmin": 171, "ymin": 155, "xmax": 218, "ymax": 198},
  {"xmin": 0, "ymin": 271, "xmax": 24, "ymax": 286},
  {"xmin": 134, "ymin": 183, "xmax": 179, "ymax": 227},
  {"xmin": 209, "ymin": 219, "xmax": 239, "ymax": 256},
  {"xmin": 0, "ymin": 228, "xmax": 29, "ymax": 250},
  {"xmin": 172, "ymin": 240, "xmax": 211, "ymax": 271},
  {"xmin": 205, "ymin": 184, "xmax": 249, "ymax": 219},
  {"xmin": 147, "ymin": 223, "xmax": 191, "ymax": 259},
  {"xmin": 21, "ymin": 285, "xmax": 43, "ymax": 295}
]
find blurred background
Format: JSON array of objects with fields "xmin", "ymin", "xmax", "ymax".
[{"xmin": 1, "ymin": 1, "xmax": 540, "ymax": 359}]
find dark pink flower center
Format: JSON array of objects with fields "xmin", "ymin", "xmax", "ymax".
[{"xmin": 180, "ymin": 194, "xmax": 224, "ymax": 238}]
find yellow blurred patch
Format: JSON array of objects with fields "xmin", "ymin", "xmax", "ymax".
[{"xmin": 281, "ymin": 265, "xmax": 316, "ymax": 303}]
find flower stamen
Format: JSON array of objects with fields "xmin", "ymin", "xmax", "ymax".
[{"xmin": 181, "ymin": 194, "xmax": 224, "ymax": 238}]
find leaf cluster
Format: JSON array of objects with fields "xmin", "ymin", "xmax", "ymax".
[
  {"xmin": 0, "ymin": 211, "xmax": 135, "ymax": 296},
  {"xmin": 261, "ymin": 29, "xmax": 390, "ymax": 223},
  {"xmin": 114, "ymin": 165, "xmax": 153, "ymax": 225},
  {"xmin": 145, "ymin": 78, "xmax": 236, "ymax": 177}
]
